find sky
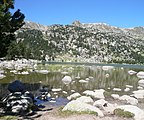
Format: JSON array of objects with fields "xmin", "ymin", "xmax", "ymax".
[{"xmin": 12, "ymin": 0, "xmax": 144, "ymax": 28}]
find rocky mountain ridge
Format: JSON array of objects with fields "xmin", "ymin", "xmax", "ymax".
[
  {"xmin": 12, "ymin": 21, "xmax": 144, "ymax": 64},
  {"xmin": 23, "ymin": 21, "xmax": 144, "ymax": 40}
]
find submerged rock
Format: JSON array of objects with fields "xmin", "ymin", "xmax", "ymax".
[
  {"xmin": 61, "ymin": 71, "xmax": 69, "ymax": 75},
  {"xmin": 128, "ymin": 70, "xmax": 137, "ymax": 75},
  {"xmin": 124, "ymin": 88, "xmax": 130, "ymax": 92},
  {"xmin": 36, "ymin": 70, "xmax": 49, "ymax": 74},
  {"xmin": 52, "ymin": 88, "xmax": 62, "ymax": 92},
  {"xmin": 62, "ymin": 76, "xmax": 72, "ymax": 85},
  {"xmin": 102, "ymin": 66, "xmax": 114, "ymax": 71},
  {"xmin": 126, "ymin": 85, "xmax": 133, "ymax": 88},
  {"xmin": 83, "ymin": 89, "xmax": 105, "ymax": 99},
  {"xmin": 113, "ymin": 88, "xmax": 122, "ymax": 92},
  {"xmin": 0, "ymin": 74, "xmax": 6, "ymax": 79},
  {"xmin": 79, "ymin": 79, "xmax": 88, "ymax": 83}
]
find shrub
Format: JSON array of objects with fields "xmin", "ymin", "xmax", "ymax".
[{"xmin": 114, "ymin": 108, "xmax": 134, "ymax": 118}]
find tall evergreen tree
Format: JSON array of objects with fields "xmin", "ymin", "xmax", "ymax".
[{"xmin": 0, "ymin": 0, "xmax": 25, "ymax": 58}]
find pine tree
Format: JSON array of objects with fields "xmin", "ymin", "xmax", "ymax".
[{"xmin": 0, "ymin": 0, "xmax": 25, "ymax": 58}]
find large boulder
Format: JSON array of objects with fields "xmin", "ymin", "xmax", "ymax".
[
  {"xmin": 67, "ymin": 92, "xmax": 81, "ymax": 100},
  {"xmin": 8, "ymin": 80, "xmax": 26, "ymax": 93},
  {"xmin": 83, "ymin": 89, "xmax": 105, "ymax": 99},
  {"xmin": 132, "ymin": 90, "xmax": 144, "ymax": 99},
  {"xmin": 136, "ymin": 71, "xmax": 144, "ymax": 79},
  {"xmin": 93, "ymin": 99, "xmax": 108, "ymax": 110},
  {"xmin": 111, "ymin": 94, "xmax": 120, "ymax": 100},
  {"xmin": 119, "ymin": 95, "xmax": 138, "ymax": 105},
  {"xmin": 62, "ymin": 100, "xmax": 104, "ymax": 117},
  {"xmin": 138, "ymin": 79, "xmax": 144, "ymax": 87},
  {"xmin": 76, "ymin": 96, "xmax": 94, "ymax": 104},
  {"xmin": 62, "ymin": 76, "xmax": 72, "ymax": 85},
  {"xmin": 115, "ymin": 105, "xmax": 144, "ymax": 120},
  {"xmin": 3, "ymin": 91, "xmax": 34, "ymax": 114}
]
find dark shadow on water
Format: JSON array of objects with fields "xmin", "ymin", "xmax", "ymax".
[{"xmin": 0, "ymin": 83, "xmax": 41, "ymax": 99}]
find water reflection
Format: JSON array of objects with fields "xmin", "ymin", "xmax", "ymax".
[{"xmin": 0, "ymin": 64, "xmax": 142, "ymax": 98}]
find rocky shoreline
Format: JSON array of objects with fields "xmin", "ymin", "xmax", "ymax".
[{"xmin": 0, "ymin": 59, "xmax": 144, "ymax": 120}]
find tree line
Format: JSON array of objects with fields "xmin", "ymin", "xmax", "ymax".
[{"xmin": 0, "ymin": 0, "xmax": 25, "ymax": 58}]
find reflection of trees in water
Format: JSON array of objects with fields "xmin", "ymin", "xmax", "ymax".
[
  {"xmin": 0, "ymin": 83, "xmax": 41, "ymax": 98},
  {"xmin": 0, "ymin": 84, "xmax": 9, "ymax": 99},
  {"xmin": 0, "ymin": 65, "xmax": 140, "ymax": 98}
]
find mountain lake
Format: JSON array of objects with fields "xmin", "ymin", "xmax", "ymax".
[{"xmin": 0, "ymin": 62, "xmax": 144, "ymax": 108}]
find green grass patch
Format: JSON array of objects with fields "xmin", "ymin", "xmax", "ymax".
[
  {"xmin": 104, "ymin": 91, "xmax": 111, "ymax": 97},
  {"xmin": 0, "ymin": 115, "xmax": 17, "ymax": 120},
  {"xmin": 114, "ymin": 108, "xmax": 134, "ymax": 118},
  {"xmin": 37, "ymin": 64, "xmax": 84, "ymax": 72},
  {"xmin": 58, "ymin": 107, "xmax": 98, "ymax": 117}
]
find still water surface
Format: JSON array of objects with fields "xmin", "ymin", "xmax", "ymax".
[{"xmin": 0, "ymin": 63, "xmax": 143, "ymax": 99}]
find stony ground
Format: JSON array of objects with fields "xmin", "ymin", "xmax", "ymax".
[
  {"xmin": 33, "ymin": 107, "xmax": 134, "ymax": 120},
  {"xmin": 21, "ymin": 97, "xmax": 143, "ymax": 120}
]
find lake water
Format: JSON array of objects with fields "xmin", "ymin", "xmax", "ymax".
[{"xmin": 0, "ymin": 63, "xmax": 143, "ymax": 99}]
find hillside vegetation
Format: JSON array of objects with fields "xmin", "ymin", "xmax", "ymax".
[{"xmin": 9, "ymin": 21, "xmax": 144, "ymax": 64}]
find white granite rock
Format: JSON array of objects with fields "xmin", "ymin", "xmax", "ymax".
[
  {"xmin": 138, "ymin": 79, "xmax": 144, "ymax": 87},
  {"xmin": 62, "ymin": 76, "xmax": 72, "ymax": 84},
  {"xmin": 103, "ymin": 103, "xmax": 117, "ymax": 114},
  {"xmin": 76, "ymin": 96, "xmax": 94, "ymax": 104},
  {"xmin": 85, "ymin": 78, "xmax": 90, "ymax": 81},
  {"xmin": 111, "ymin": 94, "xmax": 120, "ymax": 100},
  {"xmin": 137, "ymin": 86, "xmax": 143, "ymax": 90},
  {"xmin": 105, "ymin": 73, "xmax": 110, "ymax": 78},
  {"xmin": 36, "ymin": 70, "xmax": 49, "ymax": 74},
  {"xmin": 62, "ymin": 91, "xmax": 68, "ymax": 94},
  {"xmin": 71, "ymin": 90, "xmax": 75, "ymax": 93},
  {"xmin": 21, "ymin": 71, "xmax": 29, "ymax": 75},
  {"xmin": 94, "ymin": 89, "xmax": 105, "ymax": 99},
  {"xmin": 113, "ymin": 88, "xmax": 122, "ymax": 92},
  {"xmin": 62, "ymin": 100, "xmax": 104, "ymax": 117},
  {"xmin": 116, "ymin": 105, "xmax": 144, "ymax": 120},
  {"xmin": 137, "ymin": 71, "xmax": 144, "ymax": 79},
  {"xmin": 124, "ymin": 88, "xmax": 130, "ymax": 92},
  {"xmin": 119, "ymin": 95, "xmax": 138, "ymax": 105},
  {"xmin": 83, "ymin": 89, "xmax": 105, "ymax": 99},
  {"xmin": 128, "ymin": 70, "xmax": 137, "ymax": 75},
  {"xmin": 61, "ymin": 71, "xmax": 69, "ymax": 75},
  {"xmin": 126, "ymin": 85, "xmax": 133, "ymax": 88},
  {"xmin": 79, "ymin": 79, "xmax": 88, "ymax": 83},
  {"xmin": 0, "ymin": 74, "xmax": 6, "ymax": 79},
  {"xmin": 102, "ymin": 66, "xmax": 114, "ymax": 71},
  {"xmin": 93, "ymin": 99, "xmax": 108, "ymax": 110},
  {"xmin": 67, "ymin": 92, "xmax": 81, "ymax": 100},
  {"xmin": 132, "ymin": 90, "xmax": 144, "ymax": 99},
  {"xmin": 52, "ymin": 88, "xmax": 62, "ymax": 92}
]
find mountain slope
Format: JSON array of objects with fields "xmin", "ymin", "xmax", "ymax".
[{"xmin": 12, "ymin": 21, "xmax": 144, "ymax": 64}]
